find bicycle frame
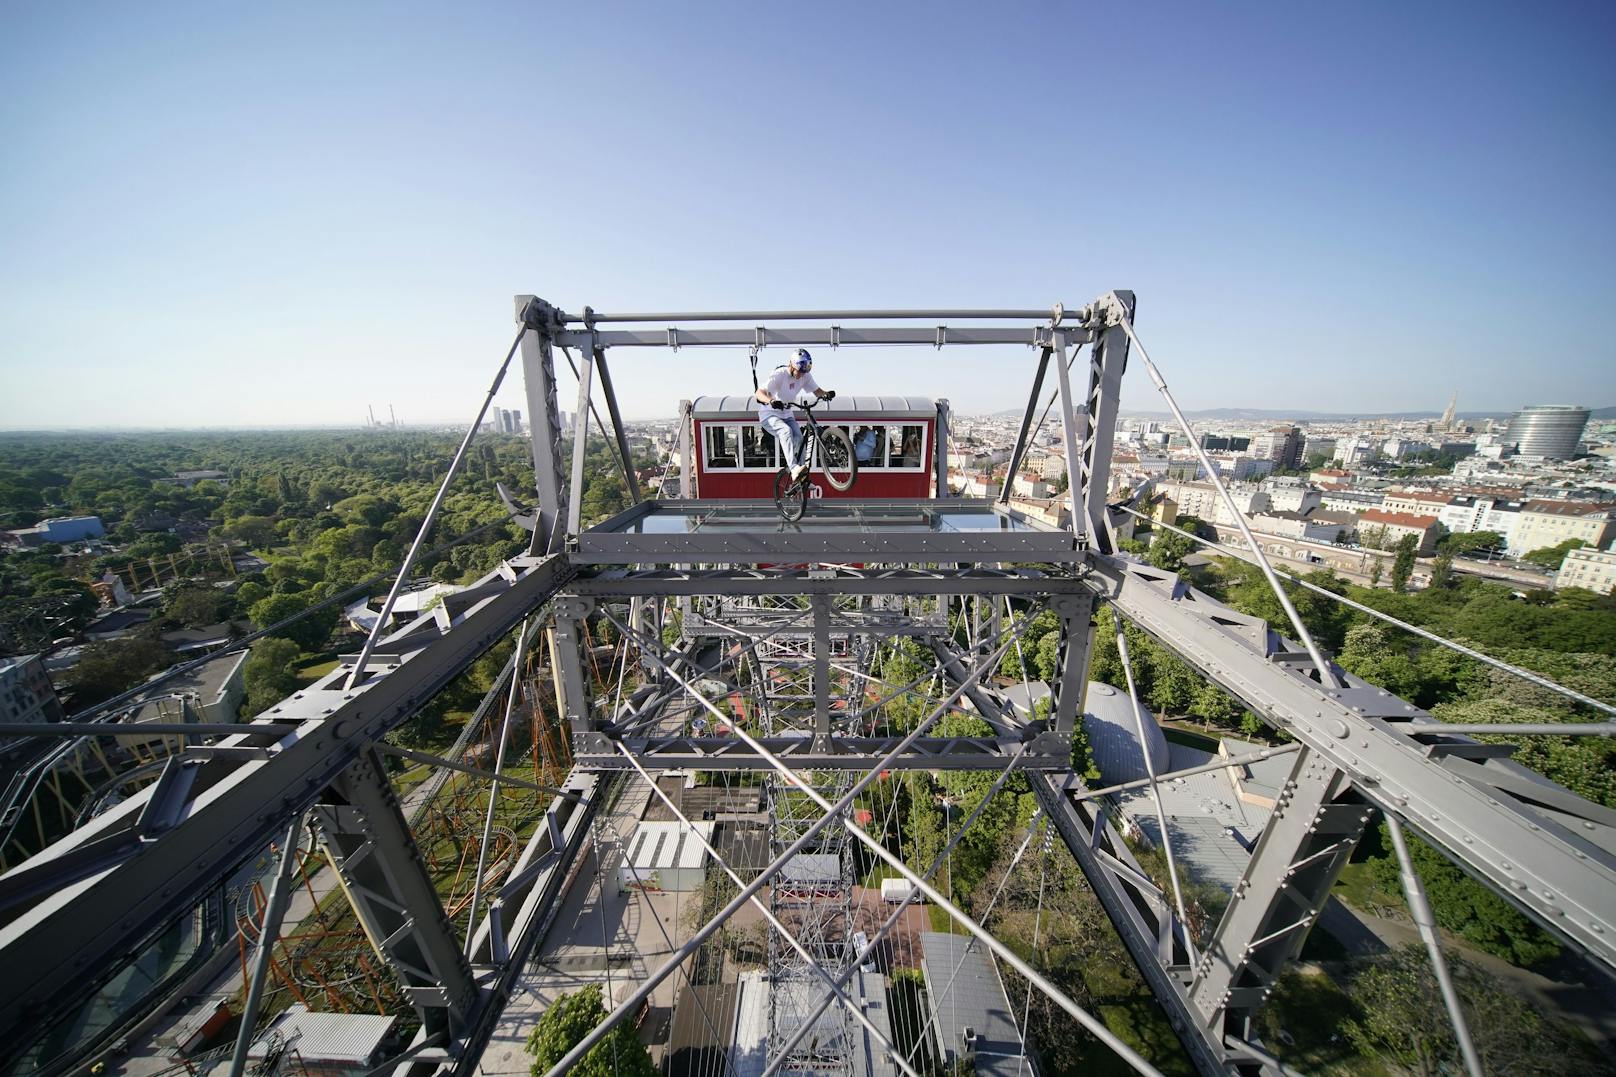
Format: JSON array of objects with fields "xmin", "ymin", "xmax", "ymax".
[{"xmin": 787, "ymin": 399, "xmax": 828, "ymax": 469}]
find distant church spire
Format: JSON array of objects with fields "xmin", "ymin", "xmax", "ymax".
[{"xmin": 1439, "ymin": 390, "xmax": 1457, "ymax": 432}]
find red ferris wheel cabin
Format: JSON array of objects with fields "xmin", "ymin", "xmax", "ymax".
[{"xmin": 682, "ymin": 395, "xmax": 946, "ymax": 500}]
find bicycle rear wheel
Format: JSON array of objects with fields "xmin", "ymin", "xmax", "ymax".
[
  {"xmin": 818, "ymin": 425, "xmax": 857, "ymax": 491},
  {"xmin": 774, "ymin": 468, "xmax": 807, "ymax": 522}
]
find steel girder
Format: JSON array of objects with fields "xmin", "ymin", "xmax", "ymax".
[
  {"xmin": 684, "ymin": 607, "xmax": 946, "ymax": 640},
  {"xmin": 567, "ymin": 567, "xmax": 1093, "ymax": 597},
  {"xmin": 572, "ymin": 499, "xmax": 1084, "ymax": 566},
  {"xmin": 574, "ymin": 734, "xmax": 1070, "ymax": 771},
  {"xmin": 515, "ymin": 297, "xmax": 569, "ymax": 553},
  {"xmin": 0, "ymin": 552, "xmax": 575, "ymax": 1058},
  {"xmin": 1048, "ymin": 593, "xmax": 1096, "ymax": 737},
  {"xmin": 1032, "ymin": 771, "xmax": 1225, "ymax": 1075},
  {"xmin": 590, "ymin": 346, "xmax": 642, "ymax": 505},
  {"xmin": 678, "ymin": 399, "xmax": 694, "ymax": 498},
  {"xmin": 314, "ymin": 748, "xmax": 478, "ymax": 1038},
  {"xmin": 999, "ymin": 345, "xmax": 1052, "ymax": 507},
  {"xmin": 1076, "ymin": 293, "xmax": 1133, "ymax": 552},
  {"xmin": 1089, "ymin": 554, "xmax": 1616, "ymax": 974},
  {"xmin": 812, "ymin": 595, "xmax": 833, "ymax": 741},
  {"xmin": 549, "ymin": 594, "xmax": 595, "ymax": 737},
  {"xmin": 1186, "ymin": 749, "xmax": 1371, "ymax": 1037},
  {"xmin": 926, "ymin": 638, "xmax": 1040, "ymax": 739},
  {"xmin": 449, "ymin": 768, "xmax": 604, "ymax": 1076},
  {"xmin": 551, "ymin": 324, "xmax": 1094, "ymax": 350}
]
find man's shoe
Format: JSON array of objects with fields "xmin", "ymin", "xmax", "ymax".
[{"xmin": 791, "ymin": 464, "xmax": 809, "ymax": 482}]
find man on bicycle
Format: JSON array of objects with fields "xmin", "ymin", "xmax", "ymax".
[{"xmin": 756, "ymin": 348, "xmax": 835, "ymax": 481}]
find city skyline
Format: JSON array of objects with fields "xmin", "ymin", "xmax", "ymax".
[
  {"xmin": 3, "ymin": 3, "xmax": 1614, "ymax": 428},
  {"xmin": 0, "ymin": 396, "xmax": 1610, "ymax": 433}
]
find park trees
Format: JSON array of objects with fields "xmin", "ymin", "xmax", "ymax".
[
  {"xmin": 1523, "ymin": 537, "xmax": 1587, "ymax": 568},
  {"xmin": 1342, "ymin": 944, "xmax": 1602, "ymax": 1076},
  {"xmin": 524, "ymin": 984, "xmax": 656, "ymax": 1077},
  {"xmin": 1432, "ymin": 697, "xmax": 1615, "ymax": 807},
  {"xmin": 163, "ymin": 583, "xmax": 233, "ymax": 629},
  {"xmin": 1360, "ymin": 824, "xmax": 1560, "ymax": 965},
  {"xmin": 242, "ymin": 637, "xmax": 302, "ymax": 716},
  {"xmin": 248, "ymin": 592, "xmax": 339, "ymax": 653},
  {"xmin": 1389, "ymin": 534, "xmax": 1418, "ymax": 592},
  {"xmin": 63, "ymin": 633, "xmax": 172, "ymax": 706},
  {"xmin": 37, "ymin": 577, "xmax": 99, "ymax": 632},
  {"xmin": 1206, "ymin": 561, "xmax": 1352, "ymax": 651},
  {"xmin": 1428, "ymin": 548, "xmax": 1455, "ymax": 590},
  {"xmin": 1437, "ymin": 530, "xmax": 1504, "ymax": 556},
  {"xmin": 1144, "ymin": 527, "xmax": 1197, "ymax": 573},
  {"xmin": 222, "ymin": 514, "xmax": 279, "ymax": 549}
]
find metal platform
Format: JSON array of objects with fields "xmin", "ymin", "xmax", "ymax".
[{"xmin": 575, "ymin": 499, "xmax": 1078, "ymax": 564}]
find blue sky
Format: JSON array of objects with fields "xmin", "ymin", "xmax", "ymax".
[{"xmin": 2, "ymin": 1, "xmax": 1612, "ymax": 428}]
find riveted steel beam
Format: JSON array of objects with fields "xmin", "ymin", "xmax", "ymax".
[
  {"xmin": 0, "ymin": 553, "xmax": 574, "ymax": 1053},
  {"xmin": 1091, "ymin": 554, "xmax": 1616, "ymax": 972},
  {"xmin": 313, "ymin": 748, "xmax": 477, "ymax": 1037}
]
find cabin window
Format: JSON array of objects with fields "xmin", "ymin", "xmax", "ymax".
[
  {"xmin": 708, "ymin": 416, "xmax": 928, "ymax": 472},
  {"xmin": 889, "ymin": 424, "xmax": 926, "ymax": 469},
  {"xmin": 705, "ymin": 426, "xmax": 739, "ymax": 469},
  {"xmin": 830, "ymin": 423, "xmax": 925, "ymax": 470},
  {"xmin": 847, "ymin": 426, "xmax": 888, "ymax": 469},
  {"xmin": 741, "ymin": 426, "xmax": 778, "ymax": 469}
]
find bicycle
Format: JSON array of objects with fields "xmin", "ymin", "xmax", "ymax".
[{"xmin": 771, "ymin": 396, "xmax": 857, "ymax": 522}]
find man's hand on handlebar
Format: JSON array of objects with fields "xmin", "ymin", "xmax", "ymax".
[
  {"xmin": 771, "ymin": 400, "xmax": 786, "ymax": 410},
  {"xmin": 823, "ymin": 390, "xmax": 836, "ymax": 400}
]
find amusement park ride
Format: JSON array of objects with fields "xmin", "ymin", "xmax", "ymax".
[{"xmin": 0, "ymin": 293, "xmax": 1611, "ymax": 1077}]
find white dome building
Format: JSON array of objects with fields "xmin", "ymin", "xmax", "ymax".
[{"xmin": 1081, "ymin": 680, "xmax": 1170, "ymax": 782}]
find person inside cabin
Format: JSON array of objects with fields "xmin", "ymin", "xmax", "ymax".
[
  {"xmin": 899, "ymin": 426, "xmax": 922, "ymax": 467},
  {"xmin": 756, "ymin": 349, "xmax": 835, "ymax": 481},
  {"xmin": 853, "ymin": 425, "xmax": 880, "ymax": 464}
]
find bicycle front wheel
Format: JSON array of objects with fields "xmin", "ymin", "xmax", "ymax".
[
  {"xmin": 774, "ymin": 468, "xmax": 807, "ymax": 522},
  {"xmin": 818, "ymin": 425, "xmax": 857, "ymax": 491}
]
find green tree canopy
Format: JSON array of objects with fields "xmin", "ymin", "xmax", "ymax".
[
  {"xmin": 164, "ymin": 583, "xmax": 232, "ymax": 629},
  {"xmin": 1390, "ymin": 534, "xmax": 1418, "ymax": 592},
  {"xmin": 242, "ymin": 637, "xmax": 302, "ymax": 717},
  {"xmin": 1144, "ymin": 527, "xmax": 1197, "ymax": 573},
  {"xmin": 1437, "ymin": 530, "xmax": 1503, "ymax": 555},
  {"xmin": 1523, "ymin": 537, "xmax": 1587, "ymax": 568},
  {"xmin": 63, "ymin": 634, "xmax": 172, "ymax": 707},
  {"xmin": 524, "ymin": 984, "xmax": 656, "ymax": 1077},
  {"xmin": 222, "ymin": 514, "xmax": 279, "ymax": 549},
  {"xmin": 1344, "ymin": 944, "xmax": 1602, "ymax": 1075},
  {"xmin": 1364, "ymin": 825, "xmax": 1560, "ymax": 965},
  {"xmin": 249, "ymin": 592, "xmax": 338, "ymax": 652}
]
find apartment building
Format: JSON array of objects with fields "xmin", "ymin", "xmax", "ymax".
[
  {"xmin": 1263, "ymin": 476, "xmax": 1322, "ymax": 514},
  {"xmin": 1358, "ymin": 509, "xmax": 1441, "ymax": 555},
  {"xmin": 1383, "ymin": 490, "xmax": 1453, "ymax": 518},
  {"xmin": 1320, "ymin": 489, "xmax": 1384, "ymax": 515},
  {"xmin": 1556, "ymin": 546, "xmax": 1616, "ymax": 595},
  {"xmin": 1160, "ymin": 480, "xmax": 1270, "ymax": 524},
  {"xmin": 1513, "ymin": 501, "xmax": 1616, "ymax": 557}
]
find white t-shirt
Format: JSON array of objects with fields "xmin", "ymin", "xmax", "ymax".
[{"xmin": 757, "ymin": 364, "xmax": 821, "ymax": 421}]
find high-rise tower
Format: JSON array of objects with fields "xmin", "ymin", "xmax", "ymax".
[{"xmin": 1505, "ymin": 404, "xmax": 1589, "ymax": 459}]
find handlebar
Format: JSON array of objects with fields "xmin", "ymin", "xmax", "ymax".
[{"xmin": 780, "ymin": 391, "xmax": 835, "ymax": 411}]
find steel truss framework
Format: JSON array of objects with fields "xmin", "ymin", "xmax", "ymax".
[{"xmin": 0, "ymin": 295, "xmax": 1610, "ymax": 1077}]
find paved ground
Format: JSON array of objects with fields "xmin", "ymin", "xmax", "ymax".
[
  {"xmin": 847, "ymin": 885, "xmax": 935, "ymax": 971},
  {"xmin": 476, "ymin": 774, "xmax": 714, "ymax": 1076}
]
